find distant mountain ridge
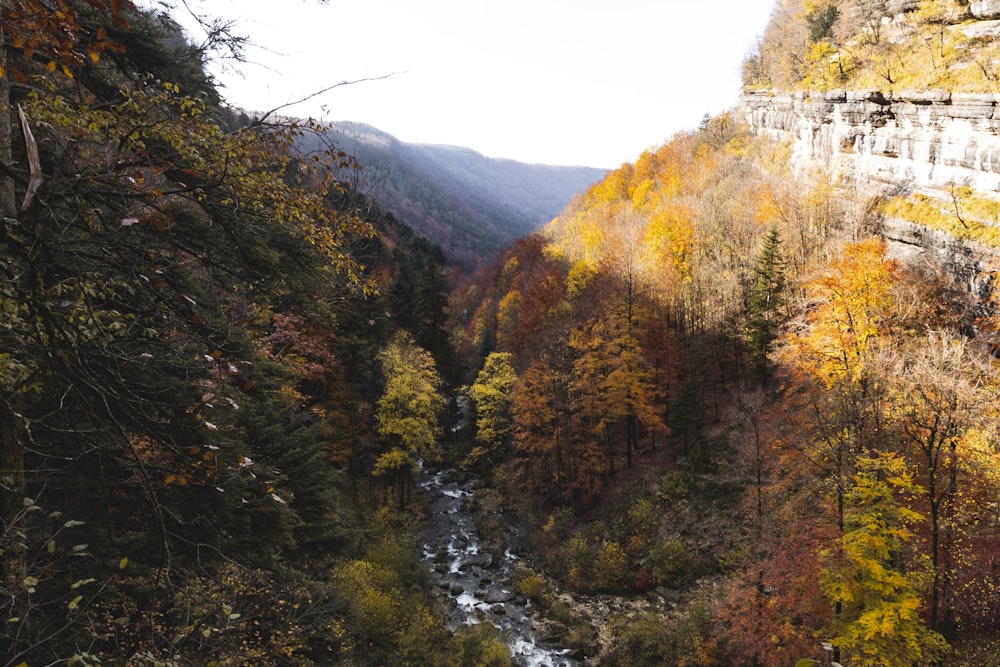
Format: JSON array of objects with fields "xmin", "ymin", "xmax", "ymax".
[{"xmin": 321, "ymin": 122, "xmax": 607, "ymax": 269}]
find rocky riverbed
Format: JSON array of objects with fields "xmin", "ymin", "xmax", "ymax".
[
  {"xmin": 419, "ymin": 468, "xmax": 696, "ymax": 665},
  {"xmin": 419, "ymin": 468, "xmax": 577, "ymax": 666}
]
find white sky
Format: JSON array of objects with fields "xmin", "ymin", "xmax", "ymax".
[{"xmin": 164, "ymin": 0, "xmax": 776, "ymax": 168}]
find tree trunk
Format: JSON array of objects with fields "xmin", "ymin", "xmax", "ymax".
[
  {"xmin": 0, "ymin": 7, "xmax": 28, "ymax": 608},
  {"xmin": 1, "ymin": 402, "xmax": 27, "ymax": 610},
  {"xmin": 0, "ymin": 9, "xmax": 14, "ymax": 218}
]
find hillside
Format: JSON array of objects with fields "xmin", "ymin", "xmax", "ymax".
[
  {"xmin": 317, "ymin": 122, "xmax": 606, "ymax": 270},
  {"xmin": 446, "ymin": 3, "xmax": 1000, "ymax": 665},
  {"xmin": 0, "ymin": 6, "xmax": 503, "ymax": 666},
  {"xmin": 451, "ymin": 125, "xmax": 1000, "ymax": 666}
]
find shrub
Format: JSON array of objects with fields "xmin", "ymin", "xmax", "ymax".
[
  {"xmin": 647, "ymin": 538, "xmax": 690, "ymax": 587},
  {"xmin": 593, "ymin": 540, "xmax": 630, "ymax": 592},
  {"xmin": 516, "ymin": 571, "xmax": 547, "ymax": 602}
]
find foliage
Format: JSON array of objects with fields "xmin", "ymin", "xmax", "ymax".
[
  {"xmin": 374, "ymin": 330, "xmax": 446, "ymax": 505},
  {"xmin": 466, "ymin": 351, "xmax": 517, "ymax": 467},
  {"xmin": 646, "ymin": 538, "xmax": 691, "ymax": 588},
  {"xmin": 608, "ymin": 601, "xmax": 716, "ymax": 667},
  {"xmin": 820, "ymin": 453, "xmax": 949, "ymax": 666},
  {"xmin": 0, "ymin": 3, "xmax": 482, "ymax": 665},
  {"xmin": 449, "ymin": 622, "xmax": 512, "ymax": 667},
  {"xmin": 592, "ymin": 540, "xmax": 630, "ymax": 591},
  {"xmin": 807, "ymin": 3, "xmax": 840, "ymax": 42}
]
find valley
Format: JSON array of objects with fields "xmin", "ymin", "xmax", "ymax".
[{"xmin": 4, "ymin": 2, "xmax": 1000, "ymax": 666}]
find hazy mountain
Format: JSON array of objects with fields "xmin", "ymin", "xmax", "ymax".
[{"xmin": 322, "ymin": 122, "xmax": 607, "ymax": 270}]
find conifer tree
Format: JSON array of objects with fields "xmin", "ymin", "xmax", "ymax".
[{"xmin": 746, "ymin": 226, "xmax": 786, "ymax": 379}]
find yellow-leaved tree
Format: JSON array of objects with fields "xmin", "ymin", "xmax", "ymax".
[
  {"xmin": 820, "ymin": 452, "xmax": 949, "ymax": 666},
  {"xmin": 466, "ymin": 351, "xmax": 517, "ymax": 468},
  {"xmin": 374, "ymin": 331, "xmax": 445, "ymax": 506}
]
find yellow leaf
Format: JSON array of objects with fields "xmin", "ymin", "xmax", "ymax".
[
  {"xmin": 119, "ymin": 556, "xmax": 128, "ymax": 570},
  {"xmin": 47, "ymin": 60, "xmax": 57, "ymax": 72},
  {"xmin": 89, "ymin": 51, "xmax": 100, "ymax": 63},
  {"xmin": 68, "ymin": 595, "xmax": 83, "ymax": 610}
]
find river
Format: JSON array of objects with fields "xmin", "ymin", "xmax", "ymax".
[{"xmin": 419, "ymin": 468, "xmax": 578, "ymax": 666}]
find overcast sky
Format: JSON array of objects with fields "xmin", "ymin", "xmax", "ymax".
[{"xmin": 163, "ymin": 0, "xmax": 776, "ymax": 168}]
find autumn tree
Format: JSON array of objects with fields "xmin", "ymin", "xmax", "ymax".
[
  {"xmin": 820, "ymin": 452, "xmax": 949, "ymax": 666},
  {"xmin": 569, "ymin": 314, "xmax": 664, "ymax": 473},
  {"xmin": 374, "ymin": 331, "xmax": 445, "ymax": 506},
  {"xmin": 511, "ymin": 355, "xmax": 578, "ymax": 505},
  {"xmin": 889, "ymin": 333, "xmax": 988, "ymax": 633},
  {"xmin": 467, "ymin": 351, "xmax": 517, "ymax": 467},
  {"xmin": 778, "ymin": 238, "xmax": 899, "ymax": 530}
]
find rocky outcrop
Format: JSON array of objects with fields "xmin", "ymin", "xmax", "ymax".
[
  {"xmin": 878, "ymin": 0, "xmax": 1000, "ymax": 20},
  {"xmin": 741, "ymin": 87, "xmax": 1000, "ymax": 306},
  {"xmin": 972, "ymin": 0, "xmax": 1000, "ymax": 19},
  {"xmin": 741, "ymin": 88, "xmax": 1000, "ymax": 196}
]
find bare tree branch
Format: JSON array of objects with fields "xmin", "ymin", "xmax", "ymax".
[
  {"xmin": 253, "ymin": 73, "xmax": 401, "ymax": 126},
  {"xmin": 17, "ymin": 105, "xmax": 42, "ymax": 212}
]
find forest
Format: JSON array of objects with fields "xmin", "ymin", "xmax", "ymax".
[{"xmin": 3, "ymin": 1, "xmax": 1000, "ymax": 666}]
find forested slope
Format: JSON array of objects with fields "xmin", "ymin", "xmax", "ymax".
[
  {"xmin": 310, "ymin": 121, "xmax": 607, "ymax": 271},
  {"xmin": 452, "ymin": 111, "xmax": 1000, "ymax": 666},
  {"xmin": 0, "ymin": 3, "xmax": 501, "ymax": 665}
]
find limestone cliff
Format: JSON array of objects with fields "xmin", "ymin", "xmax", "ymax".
[
  {"xmin": 742, "ymin": 88, "xmax": 1000, "ymax": 196},
  {"xmin": 740, "ymin": 0, "xmax": 1000, "ymax": 302}
]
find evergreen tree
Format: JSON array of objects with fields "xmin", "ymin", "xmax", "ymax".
[{"xmin": 746, "ymin": 226, "xmax": 786, "ymax": 379}]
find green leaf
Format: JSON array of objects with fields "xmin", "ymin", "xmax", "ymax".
[
  {"xmin": 22, "ymin": 576, "xmax": 38, "ymax": 592},
  {"xmin": 794, "ymin": 661, "xmax": 821, "ymax": 667},
  {"xmin": 63, "ymin": 519, "xmax": 86, "ymax": 528},
  {"xmin": 68, "ymin": 594, "xmax": 83, "ymax": 610},
  {"xmin": 70, "ymin": 578, "xmax": 96, "ymax": 589}
]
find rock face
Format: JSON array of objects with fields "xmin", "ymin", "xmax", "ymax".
[
  {"xmin": 741, "ymin": 89, "xmax": 1000, "ymax": 196},
  {"xmin": 972, "ymin": 0, "xmax": 1000, "ymax": 19},
  {"xmin": 741, "ymin": 88, "xmax": 1000, "ymax": 296}
]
